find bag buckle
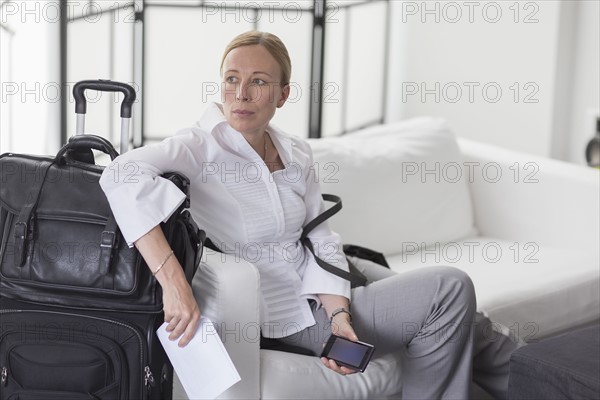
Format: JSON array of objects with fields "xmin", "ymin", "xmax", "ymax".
[
  {"xmin": 13, "ymin": 221, "xmax": 29, "ymax": 267},
  {"xmin": 99, "ymin": 230, "xmax": 117, "ymax": 279},
  {"xmin": 100, "ymin": 230, "xmax": 116, "ymax": 248},
  {"xmin": 13, "ymin": 222, "xmax": 27, "ymax": 240}
]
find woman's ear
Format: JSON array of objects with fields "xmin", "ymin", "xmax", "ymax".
[{"xmin": 277, "ymin": 84, "xmax": 291, "ymax": 108}]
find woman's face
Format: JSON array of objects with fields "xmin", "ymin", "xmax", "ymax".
[{"xmin": 221, "ymin": 44, "xmax": 290, "ymax": 137}]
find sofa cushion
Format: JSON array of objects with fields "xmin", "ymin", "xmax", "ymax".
[
  {"xmin": 386, "ymin": 236, "xmax": 600, "ymax": 340},
  {"xmin": 307, "ymin": 118, "xmax": 476, "ymax": 256}
]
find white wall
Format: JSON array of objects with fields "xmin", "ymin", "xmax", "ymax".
[
  {"xmin": 387, "ymin": 0, "xmax": 563, "ymax": 158},
  {"xmin": 386, "ymin": 0, "xmax": 599, "ymax": 161},
  {"xmin": 0, "ymin": 19, "xmax": 13, "ymax": 153},
  {"xmin": 0, "ymin": 0, "xmax": 61, "ymax": 155}
]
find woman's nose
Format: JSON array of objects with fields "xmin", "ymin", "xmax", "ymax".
[{"xmin": 236, "ymin": 82, "xmax": 251, "ymax": 102}]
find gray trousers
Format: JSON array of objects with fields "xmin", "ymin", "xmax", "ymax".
[{"xmin": 277, "ymin": 260, "xmax": 523, "ymax": 400}]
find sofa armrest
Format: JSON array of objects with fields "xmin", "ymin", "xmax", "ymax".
[
  {"xmin": 191, "ymin": 250, "xmax": 261, "ymax": 399},
  {"xmin": 458, "ymin": 138, "xmax": 599, "ymax": 250}
]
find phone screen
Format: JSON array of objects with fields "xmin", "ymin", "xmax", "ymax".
[{"xmin": 321, "ymin": 335, "xmax": 375, "ymax": 372}]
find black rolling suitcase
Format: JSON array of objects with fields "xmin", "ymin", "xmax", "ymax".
[{"xmin": 0, "ymin": 80, "xmax": 204, "ymax": 399}]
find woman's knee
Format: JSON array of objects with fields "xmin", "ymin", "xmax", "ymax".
[{"xmin": 431, "ymin": 266, "xmax": 477, "ymax": 310}]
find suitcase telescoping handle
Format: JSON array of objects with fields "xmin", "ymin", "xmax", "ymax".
[{"xmin": 73, "ymin": 80, "xmax": 136, "ymax": 154}]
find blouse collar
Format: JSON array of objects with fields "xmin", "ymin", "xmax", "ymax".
[{"xmin": 197, "ymin": 102, "xmax": 294, "ymax": 164}]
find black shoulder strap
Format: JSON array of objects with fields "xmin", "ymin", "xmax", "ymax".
[
  {"xmin": 300, "ymin": 194, "xmax": 367, "ymax": 287},
  {"xmin": 301, "ymin": 193, "xmax": 343, "ymax": 237},
  {"xmin": 343, "ymin": 244, "xmax": 390, "ymax": 268}
]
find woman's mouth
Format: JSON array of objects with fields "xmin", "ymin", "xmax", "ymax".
[{"xmin": 233, "ymin": 109, "xmax": 254, "ymax": 116}]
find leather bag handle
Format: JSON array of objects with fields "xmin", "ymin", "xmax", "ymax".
[{"xmin": 55, "ymin": 135, "xmax": 119, "ymax": 164}]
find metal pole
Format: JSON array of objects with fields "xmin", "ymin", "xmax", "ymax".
[
  {"xmin": 138, "ymin": 0, "xmax": 145, "ymax": 147},
  {"xmin": 60, "ymin": 0, "xmax": 68, "ymax": 143},
  {"xmin": 341, "ymin": 6, "xmax": 349, "ymax": 134},
  {"xmin": 308, "ymin": 0, "xmax": 326, "ymax": 138},
  {"xmin": 76, "ymin": 114, "xmax": 85, "ymax": 135},
  {"xmin": 120, "ymin": 118, "xmax": 130, "ymax": 153},
  {"xmin": 381, "ymin": 0, "xmax": 391, "ymax": 125}
]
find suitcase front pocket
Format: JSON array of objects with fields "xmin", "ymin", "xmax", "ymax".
[
  {"xmin": 0, "ymin": 308, "xmax": 154, "ymax": 400},
  {"xmin": 7, "ymin": 342, "xmax": 112, "ymax": 393},
  {"xmin": 1, "ymin": 333, "xmax": 124, "ymax": 398},
  {"xmin": 0, "ymin": 319, "xmax": 129, "ymax": 400}
]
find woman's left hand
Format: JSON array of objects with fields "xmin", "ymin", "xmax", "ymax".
[{"xmin": 321, "ymin": 313, "xmax": 360, "ymax": 376}]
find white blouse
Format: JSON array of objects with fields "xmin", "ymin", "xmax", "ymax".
[{"xmin": 99, "ymin": 102, "xmax": 351, "ymax": 338}]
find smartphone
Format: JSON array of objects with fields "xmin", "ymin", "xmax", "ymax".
[{"xmin": 320, "ymin": 334, "xmax": 375, "ymax": 373}]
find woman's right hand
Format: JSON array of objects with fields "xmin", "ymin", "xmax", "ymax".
[
  {"xmin": 134, "ymin": 225, "xmax": 201, "ymax": 347},
  {"xmin": 161, "ymin": 270, "xmax": 201, "ymax": 347}
]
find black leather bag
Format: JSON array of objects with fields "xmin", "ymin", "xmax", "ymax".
[{"xmin": 0, "ymin": 135, "xmax": 204, "ymax": 312}]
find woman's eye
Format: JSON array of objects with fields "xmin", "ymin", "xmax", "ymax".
[
  {"xmin": 252, "ymin": 79, "xmax": 267, "ymax": 86},
  {"xmin": 225, "ymin": 76, "xmax": 237, "ymax": 84}
]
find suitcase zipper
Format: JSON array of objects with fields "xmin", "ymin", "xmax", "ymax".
[
  {"xmin": 0, "ymin": 309, "xmax": 155, "ymax": 396},
  {"xmin": 144, "ymin": 365, "xmax": 155, "ymax": 388}
]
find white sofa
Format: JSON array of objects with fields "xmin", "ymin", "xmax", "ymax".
[{"xmin": 178, "ymin": 118, "xmax": 600, "ymax": 399}]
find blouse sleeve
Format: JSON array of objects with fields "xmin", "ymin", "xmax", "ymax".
[
  {"xmin": 99, "ymin": 129, "xmax": 205, "ymax": 246},
  {"xmin": 298, "ymin": 141, "xmax": 352, "ymax": 301}
]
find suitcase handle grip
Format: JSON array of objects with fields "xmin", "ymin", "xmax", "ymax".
[
  {"xmin": 55, "ymin": 135, "xmax": 119, "ymax": 164},
  {"xmin": 73, "ymin": 80, "xmax": 136, "ymax": 118}
]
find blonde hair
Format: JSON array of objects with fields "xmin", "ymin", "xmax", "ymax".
[{"xmin": 220, "ymin": 31, "xmax": 292, "ymax": 85}]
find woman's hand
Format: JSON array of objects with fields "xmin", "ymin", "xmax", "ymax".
[
  {"xmin": 135, "ymin": 225, "xmax": 201, "ymax": 347},
  {"xmin": 330, "ymin": 312, "xmax": 357, "ymax": 341},
  {"xmin": 161, "ymin": 271, "xmax": 201, "ymax": 347},
  {"xmin": 321, "ymin": 312, "xmax": 360, "ymax": 375},
  {"xmin": 317, "ymin": 294, "xmax": 359, "ymax": 376}
]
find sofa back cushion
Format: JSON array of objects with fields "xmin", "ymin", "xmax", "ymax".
[{"xmin": 307, "ymin": 118, "xmax": 476, "ymax": 256}]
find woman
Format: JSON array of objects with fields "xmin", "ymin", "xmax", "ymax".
[{"xmin": 100, "ymin": 31, "xmax": 520, "ymax": 399}]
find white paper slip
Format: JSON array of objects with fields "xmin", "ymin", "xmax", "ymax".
[{"xmin": 157, "ymin": 317, "xmax": 241, "ymax": 400}]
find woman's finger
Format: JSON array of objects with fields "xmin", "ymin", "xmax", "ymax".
[
  {"xmin": 327, "ymin": 359, "xmax": 347, "ymax": 375},
  {"xmin": 321, "ymin": 357, "xmax": 357, "ymax": 376},
  {"xmin": 169, "ymin": 318, "xmax": 188, "ymax": 341},
  {"xmin": 166, "ymin": 317, "xmax": 179, "ymax": 333},
  {"xmin": 178, "ymin": 311, "xmax": 201, "ymax": 347},
  {"xmin": 340, "ymin": 366, "xmax": 356, "ymax": 375},
  {"xmin": 326, "ymin": 358, "xmax": 340, "ymax": 373}
]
